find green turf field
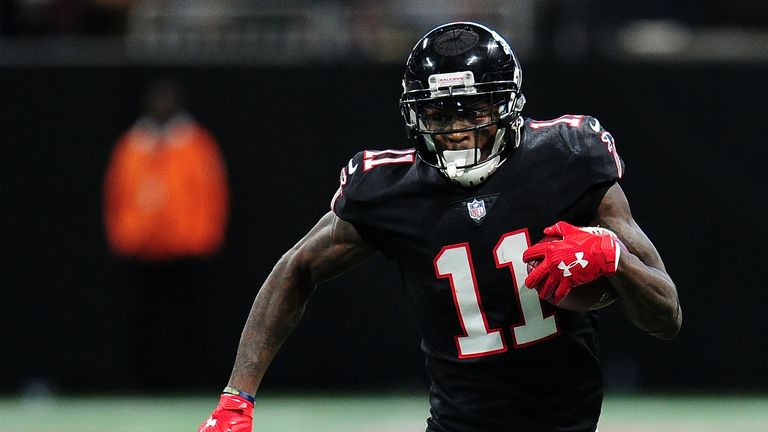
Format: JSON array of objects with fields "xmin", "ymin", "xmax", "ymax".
[{"xmin": 0, "ymin": 393, "xmax": 766, "ymax": 432}]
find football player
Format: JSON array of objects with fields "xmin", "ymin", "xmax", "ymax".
[{"xmin": 199, "ymin": 22, "xmax": 681, "ymax": 432}]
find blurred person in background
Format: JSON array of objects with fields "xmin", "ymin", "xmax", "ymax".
[
  {"xmin": 104, "ymin": 78, "xmax": 229, "ymax": 388},
  {"xmin": 198, "ymin": 22, "xmax": 680, "ymax": 432}
]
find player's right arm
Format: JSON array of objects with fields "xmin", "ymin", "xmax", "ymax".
[
  {"xmin": 199, "ymin": 211, "xmax": 375, "ymax": 431},
  {"xmin": 228, "ymin": 211, "xmax": 375, "ymax": 392}
]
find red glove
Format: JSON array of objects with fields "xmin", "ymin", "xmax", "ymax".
[
  {"xmin": 523, "ymin": 221, "xmax": 622, "ymax": 305},
  {"xmin": 198, "ymin": 394, "xmax": 253, "ymax": 432}
]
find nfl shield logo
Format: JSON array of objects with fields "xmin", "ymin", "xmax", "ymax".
[{"xmin": 467, "ymin": 199, "xmax": 486, "ymax": 221}]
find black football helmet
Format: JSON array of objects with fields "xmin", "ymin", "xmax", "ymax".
[{"xmin": 400, "ymin": 22, "xmax": 525, "ymax": 187}]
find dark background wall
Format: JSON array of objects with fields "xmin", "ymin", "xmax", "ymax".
[{"xmin": 1, "ymin": 63, "xmax": 766, "ymax": 394}]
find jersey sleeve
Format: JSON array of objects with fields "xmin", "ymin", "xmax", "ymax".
[
  {"xmin": 525, "ymin": 114, "xmax": 625, "ymax": 226},
  {"xmin": 329, "ymin": 149, "xmax": 417, "ymax": 255},
  {"xmin": 558, "ymin": 115, "xmax": 625, "ymax": 223},
  {"xmin": 330, "ymin": 150, "xmax": 366, "ymax": 223},
  {"xmin": 569, "ymin": 115, "xmax": 624, "ymax": 184}
]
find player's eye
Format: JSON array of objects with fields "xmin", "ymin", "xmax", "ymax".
[
  {"xmin": 465, "ymin": 107, "xmax": 492, "ymax": 124},
  {"xmin": 424, "ymin": 113, "xmax": 449, "ymax": 125}
]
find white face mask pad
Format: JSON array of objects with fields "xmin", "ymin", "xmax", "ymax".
[
  {"xmin": 435, "ymin": 126, "xmax": 507, "ymax": 186},
  {"xmin": 442, "ymin": 148, "xmax": 480, "ymax": 178}
]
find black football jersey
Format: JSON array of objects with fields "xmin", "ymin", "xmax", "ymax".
[{"xmin": 332, "ymin": 115, "xmax": 624, "ymax": 432}]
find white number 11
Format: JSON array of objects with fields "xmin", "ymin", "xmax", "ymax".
[{"xmin": 434, "ymin": 230, "xmax": 559, "ymax": 358}]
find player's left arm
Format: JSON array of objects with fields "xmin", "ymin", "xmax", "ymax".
[{"xmin": 592, "ymin": 183, "xmax": 682, "ymax": 340}]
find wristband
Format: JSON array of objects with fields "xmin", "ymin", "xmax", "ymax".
[{"xmin": 222, "ymin": 386, "xmax": 256, "ymax": 404}]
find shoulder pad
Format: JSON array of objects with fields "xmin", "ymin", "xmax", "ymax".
[
  {"xmin": 527, "ymin": 114, "xmax": 624, "ymax": 180},
  {"xmin": 330, "ymin": 148, "xmax": 416, "ymax": 215}
]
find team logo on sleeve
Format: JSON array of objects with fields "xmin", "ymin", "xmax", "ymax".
[
  {"xmin": 589, "ymin": 118, "xmax": 601, "ymax": 133},
  {"xmin": 347, "ymin": 159, "xmax": 358, "ymax": 174}
]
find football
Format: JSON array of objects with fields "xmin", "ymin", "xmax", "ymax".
[
  {"xmin": 526, "ymin": 236, "xmax": 618, "ymax": 312},
  {"xmin": 552, "ymin": 277, "xmax": 618, "ymax": 311}
]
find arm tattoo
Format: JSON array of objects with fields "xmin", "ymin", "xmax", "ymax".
[{"xmin": 228, "ymin": 212, "xmax": 373, "ymax": 393}]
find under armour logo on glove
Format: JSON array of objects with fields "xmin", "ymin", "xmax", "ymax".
[
  {"xmin": 557, "ymin": 252, "xmax": 589, "ymax": 277},
  {"xmin": 523, "ymin": 221, "xmax": 622, "ymax": 305}
]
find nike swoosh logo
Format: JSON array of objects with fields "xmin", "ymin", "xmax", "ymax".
[
  {"xmin": 348, "ymin": 160, "xmax": 358, "ymax": 174},
  {"xmin": 589, "ymin": 118, "xmax": 601, "ymax": 133}
]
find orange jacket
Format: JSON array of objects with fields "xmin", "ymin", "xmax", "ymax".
[{"xmin": 104, "ymin": 115, "xmax": 229, "ymax": 260}]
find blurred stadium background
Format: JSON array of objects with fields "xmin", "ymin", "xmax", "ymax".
[{"xmin": 2, "ymin": 0, "xmax": 768, "ymax": 430}]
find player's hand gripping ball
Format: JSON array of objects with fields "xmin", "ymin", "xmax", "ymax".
[
  {"xmin": 198, "ymin": 394, "xmax": 253, "ymax": 432},
  {"xmin": 523, "ymin": 222, "xmax": 621, "ymax": 311}
]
